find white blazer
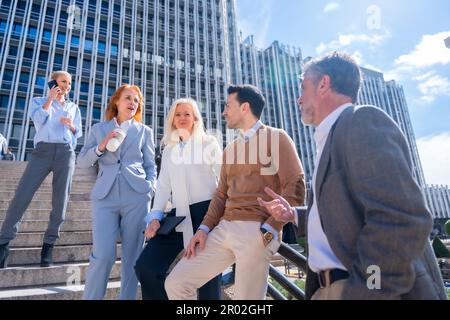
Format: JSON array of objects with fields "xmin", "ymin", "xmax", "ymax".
[{"xmin": 152, "ymin": 135, "xmax": 222, "ymax": 247}]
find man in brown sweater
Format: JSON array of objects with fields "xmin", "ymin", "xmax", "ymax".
[{"xmin": 165, "ymin": 84, "xmax": 305, "ymax": 300}]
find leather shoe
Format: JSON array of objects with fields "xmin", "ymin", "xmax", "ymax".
[
  {"xmin": 40, "ymin": 243, "xmax": 54, "ymax": 267},
  {"xmin": 0, "ymin": 242, "xmax": 10, "ymax": 269}
]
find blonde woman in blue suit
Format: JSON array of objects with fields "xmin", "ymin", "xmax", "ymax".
[{"xmin": 77, "ymin": 85, "xmax": 157, "ymax": 300}]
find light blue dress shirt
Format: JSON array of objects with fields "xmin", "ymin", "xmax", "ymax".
[{"xmin": 30, "ymin": 97, "xmax": 82, "ymax": 149}]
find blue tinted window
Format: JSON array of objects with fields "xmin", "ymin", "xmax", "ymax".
[
  {"xmin": 98, "ymin": 42, "xmax": 105, "ymax": 53},
  {"xmin": 24, "ymin": 48, "xmax": 33, "ymax": 59},
  {"xmin": 79, "ymin": 106, "xmax": 87, "ymax": 117},
  {"xmin": 13, "ymin": 22, "xmax": 22, "ymax": 34},
  {"xmin": 69, "ymin": 56, "xmax": 77, "ymax": 67},
  {"xmin": 17, "ymin": 1, "xmax": 26, "ymax": 10},
  {"xmin": 3, "ymin": 70, "xmax": 14, "ymax": 81},
  {"xmin": 93, "ymin": 107, "xmax": 101, "ymax": 119},
  {"xmin": 8, "ymin": 46, "xmax": 18, "ymax": 56},
  {"xmin": 111, "ymin": 45, "xmax": 118, "ymax": 57},
  {"xmin": 0, "ymin": 95, "xmax": 10, "ymax": 108},
  {"xmin": 27, "ymin": 26, "xmax": 37, "ymax": 39},
  {"xmin": 31, "ymin": 4, "xmax": 40, "ymax": 13},
  {"xmin": 0, "ymin": 21, "xmax": 7, "ymax": 32},
  {"xmin": 19, "ymin": 73, "xmax": 29, "ymax": 84},
  {"xmin": 80, "ymin": 82, "xmax": 89, "ymax": 93},
  {"xmin": 54, "ymin": 54, "xmax": 63, "ymax": 64},
  {"xmin": 39, "ymin": 51, "xmax": 48, "ymax": 62},
  {"xmin": 16, "ymin": 97, "xmax": 26, "ymax": 109},
  {"xmin": 71, "ymin": 36, "xmax": 79, "ymax": 46},
  {"xmin": 43, "ymin": 30, "xmax": 52, "ymax": 42},
  {"xmin": 46, "ymin": 7, "xmax": 54, "ymax": 18},
  {"xmin": 57, "ymin": 32, "xmax": 66, "ymax": 43},
  {"xmin": 95, "ymin": 85, "xmax": 102, "ymax": 95},
  {"xmin": 35, "ymin": 75, "xmax": 46, "ymax": 87},
  {"xmin": 85, "ymin": 39, "xmax": 93, "ymax": 52}
]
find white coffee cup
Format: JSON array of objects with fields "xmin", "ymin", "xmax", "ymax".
[{"xmin": 106, "ymin": 128, "xmax": 127, "ymax": 152}]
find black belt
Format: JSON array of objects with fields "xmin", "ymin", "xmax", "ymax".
[{"xmin": 317, "ymin": 269, "xmax": 349, "ymax": 288}]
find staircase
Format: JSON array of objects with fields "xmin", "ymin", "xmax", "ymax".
[{"xmin": 0, "ymin": 160, "xmax": 127, "ymax": 300}]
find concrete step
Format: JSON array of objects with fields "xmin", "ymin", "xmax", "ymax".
[
  {"xmin": 0, "ymin": 209, "xmax": 92, "ymax": 220},
  {"xmin": 0, "ymin": 177, "xmax": 95, "ymax": 184},
  {"xmin": 7, "ymin": 244, "xmax": 122, "ymax": 265},
  {"xmin": 0, "ymin": 186, "xmax": 93, "ymax": 192},
  {"xmin": 0, "ymin": 261, "xmax": 121, "ymax": 289},
  {"xmin": 0, "ymin": 160, "xmax": 95, "ymax": 169},
  {"xmin": 0, "ymin": 200, "xmax": 91, "ymax": 210},
  {"xmin": 0, "ymin": 281, "xmax": 141, "ymax": 300},
  {"xmin": 11, "ymin": 231, "xmax": 93, "ymax": 247},
  {"xmin": 0, "ymin": 172, "xmax": 96, "ymax": 178},
  {"xmin": 0, "ymin": 162, "xmax": 96, "ymax": 171},
  {"xmin": 0, "ymin": 191, "xmax": 91, "ymax": 201},
  {"xmin": 0, "ymin": 219, "xmax": 91, "ymax": 233},
  {"xmin": 0, "ymin": 184, "xmax": 94, "ymax": 191}
]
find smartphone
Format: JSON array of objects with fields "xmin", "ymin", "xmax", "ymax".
[{"xmin": 47, "ymin": 79, "xmax": 58, "ymax": 89}]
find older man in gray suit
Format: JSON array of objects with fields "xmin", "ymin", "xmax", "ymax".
[{"xmin": 259, "ymin": 52, "xmax": 446, "ymax": 300}]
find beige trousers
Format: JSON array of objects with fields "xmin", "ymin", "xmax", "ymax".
[{"xmin": 165, "ymin": 220, "xmax": 281, "ymax": 300}]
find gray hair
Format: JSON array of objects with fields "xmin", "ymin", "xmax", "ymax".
[{"xmin": 303, "ymin": 52, "xmax": 361, "ymax": 103}]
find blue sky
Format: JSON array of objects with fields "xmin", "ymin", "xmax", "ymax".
[{"xmin": 236, "ymin": 0, "xmax": 450, "ymax": 185}]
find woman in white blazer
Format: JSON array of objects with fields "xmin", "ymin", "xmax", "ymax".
[
  {"xmin": 134, "ymin": 98, "xmax": 223, "ymax": 300},
  {"xmin": 77, "ymin": 85, "xmax": 157, "ymax": 300}
]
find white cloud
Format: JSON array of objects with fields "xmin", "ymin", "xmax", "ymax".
[
  {"xmin": 323, "ymin": 2, "xmax": 340, "ymax": 14},
  {"xmin": 363, "ymin": 64, "xmax": 383, "ymax": 73},
  {"xmin": 315, "ymin": 29, "xmax": 391, "ymax": 55},
  {"xmin": 351, "ymin": 51, "xmax": 363, "ymax": 65},
  {"xmin": 237, "ymin": 0, "xmax": 274, "ymax": 48},
  {"xmin": 416, "ymin": 72, "xmax": 450, "ymax": 104},
  {"xmin": 395, "ymin": 31, "xmax": 450, "ymax": 69},
  {"xmin": 417, "ymin": 132, "xmax": 450, "ymax": 186}
]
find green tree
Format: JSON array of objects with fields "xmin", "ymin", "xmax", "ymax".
[{"xmin": 432, "ymin": 236, "xmax": 450, "ymax": 258}]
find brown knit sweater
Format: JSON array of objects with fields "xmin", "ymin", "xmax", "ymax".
[{"xmin": 201, "ymin": 125, "xmax": 306, "ymax": 232}]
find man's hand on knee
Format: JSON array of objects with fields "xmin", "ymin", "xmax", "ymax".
[{"xmin": 185, "ymin": 230, "xmax": 208, "ymax": 259}]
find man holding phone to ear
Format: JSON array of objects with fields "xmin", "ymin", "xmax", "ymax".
[{"xmin": 0, "ymin": 71, "xmax": 82, "ymax": 269}]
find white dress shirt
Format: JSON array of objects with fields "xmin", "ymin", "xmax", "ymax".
[
  {"xmin": 307, "ymin": 103, "xmax": 352, "ymax": 273},
  {"xmin": 145, "ymin": 135, "xmax": 223, "ymax": 248}
]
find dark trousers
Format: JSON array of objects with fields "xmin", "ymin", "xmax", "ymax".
[
  {"xmin": 135, "ymin": 231, "xmax": 221, "ymax": 300},
  {"xmin": 134, "ymin": 200, "xmax": 222, "ymax": 300}
]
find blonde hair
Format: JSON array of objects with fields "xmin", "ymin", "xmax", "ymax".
[
  {"xmin": 51, "ymin": 71, "xmax": 72, "ymax": 80},
  {"xmin": 162, "ymin": 98, "xmax": 206, "ymax": 147}
]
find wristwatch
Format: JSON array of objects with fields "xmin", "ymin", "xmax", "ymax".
[{"xmin": 260, "ymin": 227, "xmax": 274, "ymax": 243}]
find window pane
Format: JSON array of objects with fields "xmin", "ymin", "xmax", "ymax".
[
  {"xmin": 43, "ymin": 30, "xmax": 52, "ymax": 42},
  {"xmin": 19, "ymin": 73, "xmax": 29, "ymax": 84},
  {"xmin": 85, "ymin": 40, "xmax": 93, "ymax": 52},
  {"xmin": 71, "ymin": 36, "xmax": 79, "ymax": 46},
  {"xmin": 57, "ymin": 32, "xmax": 66, "ymax": 44},
  {"xmin": 16, "ymin": 97, "xmax": 26, "ymax": 109},
  {"xmin": 35, "ymin": 75, "xmax": 46, "ymax": 87},
  {"xmin": 12, "ymin": 124, "xmax": 22, "ymax": 138}
]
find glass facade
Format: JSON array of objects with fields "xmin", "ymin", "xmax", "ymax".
[{"xmin": 0, "ymin": 0, "xmax": 241, "ymax": 160}]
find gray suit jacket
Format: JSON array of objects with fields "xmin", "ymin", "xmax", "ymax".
[
  {"xmin": 296, "ymin": 105, "xmax": 446, "ymax": 300},
  {"xmin": 77, "ymin": 120, "xmax": 157, "ymax": 201}
]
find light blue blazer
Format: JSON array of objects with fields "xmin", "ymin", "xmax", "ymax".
[{"xmin": 77, "ymin": 119, "xmax": 157, "ymax": 201}]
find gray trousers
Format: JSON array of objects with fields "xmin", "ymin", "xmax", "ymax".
[
  {"xmin": 82, "ymin": 174, "xmax": 150, "ymax": 300},
  {"xmin": 0, "ymin": 142, "xmax": 75, "ymax": 245}
]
